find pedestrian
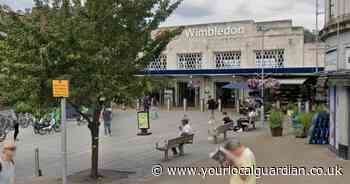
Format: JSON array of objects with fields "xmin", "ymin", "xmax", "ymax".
[
  {"xmin": 221, "ymin": 139, "xmax": 256, "ymax": 184},
  {"xmin": 0, "ymin": 141, "xmax": 16, "ymax": 184},
  {"xmin": 12, "ymin": 111, "xmax": 19, "ymax": 142},
  {"xmin": 207, "ymin": 96, "xmax": 217, "ymax": 116},
  {"xmin": 103, "ymin": 107, "xmax": 113, "ymax": 136},
  {"xmin": 143, "ymin": 95, "xmax": 151, "ymax": 112},
  {"xmin": 13, "ymin": 121, "xmax": 19, "ymax": 142},
  {"xmin": 171, "ymin": 116, "xmax": 193, "ymax": 156}
]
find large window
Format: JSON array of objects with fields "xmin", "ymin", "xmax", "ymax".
[
  {"xmin": 255, "ymin": 49, "xmax": 285, "ymax": 68},
  {"xmin": 148, "ymin": 55, "xmax": 167, "ymax": 70},
  {"xmin": 325, "ymin": 49, "xmax": 337, "ymax": 66},
  {"xmin": 177, "ymin": 53, "xmax": 202, "ymax": 70},
  {"xmin": 215, "ymin": 51, "xmax": 241, "ymax": 69}
]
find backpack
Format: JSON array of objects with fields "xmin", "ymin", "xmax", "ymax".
[{"xmin": 0, "ymin": 159, "xmax": 15, "ymax": 172}]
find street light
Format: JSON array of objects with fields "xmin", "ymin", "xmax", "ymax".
[{"xmin": 257, "ymin": 25, "xmax": 270, "ymax": 127}]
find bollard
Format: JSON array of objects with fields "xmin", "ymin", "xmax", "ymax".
[
  {"xmin": 276, "ymin": 100, "xmax": 281, "ymax": 109},
  {"xmin": 297, "ymin": 99, "xmax": 302, "ymax": 112},
  {"xmin": 183, "ymin": 98, "xmax": 187, "ymax": 112},
  {"xmin": 200, "ymin": 99, "xmax": 204, "ymax": 112},
  {"xmin": 305, "ymin": 101, "xmax": 310, "ymax": 113},
  {"xmin": 167, "ymin": 98, "xmax": 171, "ymax": 112},
  {"xmin": 34, "ymin": 148, "xmax": 42, "ymax": 177},
  {"xmin": 218, "ymin": 99, "xmax": 222, "ymax": 112},
  {"xmin": 236, "ymin": 99, "xmax": 240, "ymax": 113}
]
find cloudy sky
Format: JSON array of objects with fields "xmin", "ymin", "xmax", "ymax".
[{"xmin": 0, "ymin": 0, "xmax": 325, "ymax": 30}]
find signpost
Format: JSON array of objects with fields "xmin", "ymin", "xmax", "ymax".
[
  {"xmin": 52, "ymin": 80, "xmax": 69, "ymax": 184},
  {"xmin": 137, "ymin": 111, "xmax": 152, "ymax": 136}
]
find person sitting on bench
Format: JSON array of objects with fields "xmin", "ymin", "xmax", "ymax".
[
  {"xmin": 172, "ymin": 117, "xmax": 193, "ymax": 155},
  {"xmin": 222, "ymin": 112, "xmax": 233, "ymax": 124}
]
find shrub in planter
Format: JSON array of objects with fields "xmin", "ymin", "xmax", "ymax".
[
  {"xmin": 300, "ymin": 112, "xmax": 315, "ymax": 137},
  {"xmin": 292, "ymin": 114, "xmax": 305, "ymax": 138},
  {"xmin": 269, "ymin": 110, "xmax": 284, "ymax": 137}
]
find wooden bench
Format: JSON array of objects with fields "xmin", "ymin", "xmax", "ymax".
[
  {"xmin": 213, "ymin": 123, "xmax": 233, "ymax": 144},
  {"xmin": 155, "ymin": 134, "xmax": 194, "ymax": 161},
  {"xmin": 238, "ymin": 117, "xmax": 256, "ymax": 131}
]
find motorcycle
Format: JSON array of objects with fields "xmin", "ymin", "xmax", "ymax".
[{"xmin": 33, "ymin": 117, "xmax": 60, "ymax": 135}]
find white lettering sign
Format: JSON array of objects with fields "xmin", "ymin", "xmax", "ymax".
[{"xmin": 185, "ymin": 26, "xmax": 244, "ymax": 38}]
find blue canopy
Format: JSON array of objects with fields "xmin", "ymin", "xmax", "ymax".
[{"xmin": 222, "ymin": 82, "xmax": 249, "ymax": 89}]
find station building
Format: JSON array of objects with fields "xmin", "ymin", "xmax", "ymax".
[
  {"xmin": 144, "ymin": 19, "xmax": 325, "ymax": 109},
  {"xmin": 321, "ymin": 0, "xmax": 350, "ymax": 160}
]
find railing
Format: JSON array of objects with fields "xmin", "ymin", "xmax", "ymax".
[
  {"xmin": 177, "ymin": 53, "xmax": 202, "ymax": 70},
  {"xmin": 147, "ymin": 55, "xmax": 168, "ymax": 71},
  {"xmin": 215, "ymin": 51, "xmax": 241, "ymax": 69}
]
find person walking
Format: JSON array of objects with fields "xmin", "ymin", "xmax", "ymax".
[
  {"xmin": 0, "ymin": 141, "xmax": 16, "ymax": 184},
  {"xmin": 103, "ymin": 107, "xmax": 113, "ymax": 136},
  {"xmin": 11, "ymin": 111, "xmax": 19, "ymax": 142},
  {"xmin": 221, "ymin": 139, "xmax": 256, "ymax": 184},
  {"xmin": 13, "ymin": 121, "xmax": 19, "ymax": 142},
  {"xmin": 207, "ymin": 96, "xmax": 217, "ymax": 117},
  {"xmin": 143, "ymin": 95, "xmax": 151, "ymax": 112}
]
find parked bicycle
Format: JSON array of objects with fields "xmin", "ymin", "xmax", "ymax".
[
  {"xmin": 0, "ymin": 115, "xmax": 15, "ymax": 141},
  {"xmin": 17, "ymin": 112, "xmax": 34, "ymax": 128}
]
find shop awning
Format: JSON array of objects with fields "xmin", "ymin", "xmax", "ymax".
[
  {"xmin": 277, "ymin": 78, "xmax": 307, "ymax": 85},
  {"xmin": 222, "ymin": 82, "xmax": 249, "ymax": 89}
]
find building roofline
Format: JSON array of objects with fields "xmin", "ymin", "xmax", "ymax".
[
  {"xmin": 256, "ymin": 19, "xmax": 293, "ymax": 25},
  {"xmin": 160, "ymin": 19, "xmax": 294, "ymax": 29}
]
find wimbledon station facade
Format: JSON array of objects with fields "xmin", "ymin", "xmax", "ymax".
[{"xmin": 144, "ymin": 20, "xmax": 324, "ymax": 109}]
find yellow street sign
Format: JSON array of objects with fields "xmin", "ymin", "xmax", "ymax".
[{"xmin": 53, "ymin": 80, "xmax": 69, "ymax": 98}]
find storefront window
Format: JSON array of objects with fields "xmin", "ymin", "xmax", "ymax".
[
  {"xmin": 215, "ymin": 51, "xmax": 241, "ymax": 69},
  {"xmin": 177, "ymin": 53, "xmax": 202, "ymax": 70},
  {"xmin": 255, "ymin": 49, "xmax": 285, "ymax": 68}
]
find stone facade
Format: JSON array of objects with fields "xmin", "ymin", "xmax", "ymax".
[
  {"xmin": 151, "ymin": 20, "xmax": 324, "ymax": 71},
  {"xmin": 146, "ymin": 19, "xmax": 324, "ymax": 109},
  {"xmin": 321, "ymin": 0, "xmax": 350, "ymax": 160}
]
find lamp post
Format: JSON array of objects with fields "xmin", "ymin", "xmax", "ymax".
[{"xmin": 257, "ymin": 25, "xmax": 270, "ymax": 127}]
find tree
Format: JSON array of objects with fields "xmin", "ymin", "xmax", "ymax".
[{"xmin": 0, "ymin": 0, "xmax": 183, "ymax": 178}]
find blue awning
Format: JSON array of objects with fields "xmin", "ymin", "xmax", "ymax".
[
  {"xmin": 139, "ymin": 67, "xmax": 324, "ymax": 76},
  {"xmin": 222, "ymin": 82, "xmax": 249, "ymax": 89}
]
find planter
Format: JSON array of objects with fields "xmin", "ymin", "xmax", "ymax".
[
  {"xmin": 294, "ymin": 125, "xmax": 306, "ymax": 138},
  {"xmin": 270, "ymin": 127, "xmax": 283, "ymax": 137}
]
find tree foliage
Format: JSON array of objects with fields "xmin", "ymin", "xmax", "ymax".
[
  {"xmin": 0, "ymin": 0, "xmax": 182, "ymax": 178},
  {"xmin": 1, "ymin": 0, "xmax": 182, "ymax": 112}
]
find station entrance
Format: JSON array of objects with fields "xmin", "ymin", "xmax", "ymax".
[
  {"xmin": 177, "ymin": 82, "xmax": 200, "ymax": 107},
  {"xmin": 215, "ymin": 82, "xmax": 238, "ymax": 108}
]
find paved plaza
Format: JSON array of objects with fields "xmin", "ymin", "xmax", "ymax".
[{"xmin": 5, "ymin": 110, "xmax": 350, "ymax": 184}]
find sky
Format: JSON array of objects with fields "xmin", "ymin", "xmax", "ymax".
[{"xmin": 0, "ymin": 0, "xmax": 325, "ymax": 30}]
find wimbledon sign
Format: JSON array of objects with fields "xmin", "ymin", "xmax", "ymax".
[{"xmin": 185, "ymin": 26, "xmax": 244, "ymax": 38}]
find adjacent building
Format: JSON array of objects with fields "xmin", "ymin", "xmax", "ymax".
[
  {"xmin": 321, "ymin": 0, "xmax": 350, "ymax": 160},
  {"xmin": 144, "ymin": 19, "xmax": 324, "ymax": 110}
]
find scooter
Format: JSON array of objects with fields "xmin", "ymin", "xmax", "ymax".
[{"xmin": 33, "ymin": 117, "xmax": 60, "ymax": 135}]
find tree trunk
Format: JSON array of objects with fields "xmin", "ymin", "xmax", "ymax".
[{"xmin": 90, "ymin": 105, "xmax": 102, "ymax": 179}]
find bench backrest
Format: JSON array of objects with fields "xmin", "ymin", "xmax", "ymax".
[
  {"xmin": 167, "ymin": 134, "xmax": 194, "ymax": 147},
  {"xmin": 216, "ymin": 123, "xmax": 232, "ymax": 133}
]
